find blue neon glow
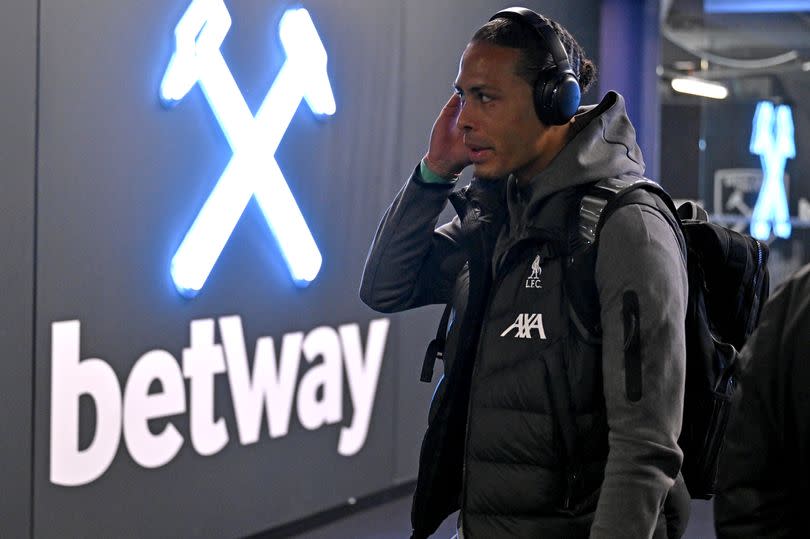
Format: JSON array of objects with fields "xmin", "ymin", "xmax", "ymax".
[
  {"xmin": 705, "ymin": 0, "xmax": 810, "ymax": 13},
  {"xmin": 161, "ymin": 0, "xmax": 335, "ymax": 297},
  {"xmin": 749, "ymin": 101, "xmax": 795, "ymax": 241}
]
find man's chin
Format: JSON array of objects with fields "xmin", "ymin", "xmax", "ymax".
[{"xmin": 472, "ymin": 164, "xmax": 506, "ymax": 181}]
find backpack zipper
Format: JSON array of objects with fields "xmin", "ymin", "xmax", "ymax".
[
  {"xmin": 748, "ymin": 239, "xmax": 765, "ymax": 334},
  {"xmin": 752, "ymin": 239, "xmax": 763, "ymax": 295}
]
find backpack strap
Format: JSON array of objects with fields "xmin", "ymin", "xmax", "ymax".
[
  {"xmin": 576, "ymin": 177, "xmax": 681, "ymax": 248},
  {"xmin": 568, "ymin": 177, "xmax": 685, "ymax": 341},
  {"xmin": 420, "ymin": 303, "xmax": 453, "ymax": 383}
]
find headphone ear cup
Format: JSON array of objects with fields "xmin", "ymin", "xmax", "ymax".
[
  {"xmin": 534, "ymin": 73, "xmax": 580, "ymax": 125},
  {"xmin": 533, "ymin": 77, "xmax": 550, "ymax": 124},
  {"xmin": 554, "ymin": 73, "xmax": 581, "ymax": 124},
  {"xmin": 534, "ymin": 73, "xmax": 555, "ymax": 125}
]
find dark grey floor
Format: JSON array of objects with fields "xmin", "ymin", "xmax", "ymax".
[
  {"xmin": 286, "ymin": 495, "xmax": 457, "ymax": 539},
  {"xmin": 285, "ymin": 495, "xmax": 716, "ymax": 539},
  {"xmin": 684, "ymin": 500, "xmax": 716, "ymax": 539}
]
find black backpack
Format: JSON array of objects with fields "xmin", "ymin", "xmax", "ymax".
[{"xmin": 566, "ymin": 177, "xmax": 770, "ymax": 499}]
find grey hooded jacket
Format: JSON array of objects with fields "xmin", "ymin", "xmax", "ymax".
[{"xmin": 361, "ymin": 92, "xmax": 689, "ymax": 538}]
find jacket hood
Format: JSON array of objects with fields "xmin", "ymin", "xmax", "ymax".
[{"xmin": 499, "ymin": 91, "xmax": 645, "ymax": 250}]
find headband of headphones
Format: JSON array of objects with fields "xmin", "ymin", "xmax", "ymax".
[
  {"xmin": 489, "ymin": 7, "xmax": 578, "ymax": 82},
  {"xmin": 488, "ymin": 7, "xmax": 581, "ymax": 125}
]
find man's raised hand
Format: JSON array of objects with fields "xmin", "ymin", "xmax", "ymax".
[{"xmin": 424, "ymin": 94, "xmax": 471, "ymax": 178}]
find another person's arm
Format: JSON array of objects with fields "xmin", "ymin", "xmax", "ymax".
[
  {"xmin": 590, "ymin": 202, "xmax": 688, "ymax": 538},
  {"xmin": 714, "ymin": 266, "xmax": 810, "ymax": 538}
]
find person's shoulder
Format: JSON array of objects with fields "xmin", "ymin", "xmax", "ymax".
[
  {"xmin": 594, "ymin": 190, "xmax": 686, "ymax": 284},
  {"xmin": 786, "ymin": 262, "xmax": 810, "ymax": 293},
  {"xmin": 768, "ymin": 262, "xmax": 810, "ymax": 328},
  {"xmin": 599, "ymin": 196, "xmax": 675, "ymax": 249}
]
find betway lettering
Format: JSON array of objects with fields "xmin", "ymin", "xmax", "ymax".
[{"xmin": 50, "ymin": 316, "xmax": 390, "ymax": 487}]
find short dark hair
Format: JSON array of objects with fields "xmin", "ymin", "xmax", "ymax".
[{"xmin": 471, "ymin": 15, "xmax": 596, "ymax": 94}]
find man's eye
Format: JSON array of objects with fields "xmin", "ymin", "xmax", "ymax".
[{"xmin": 479, "ymin": 94, "xmax": 492, "ymax": 103}]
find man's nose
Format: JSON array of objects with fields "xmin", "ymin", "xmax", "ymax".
[{"xmin": 456, "ymin": 101, "xmax": 474, "ymax": 131}]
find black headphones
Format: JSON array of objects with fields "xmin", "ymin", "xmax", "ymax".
[{"xmin": 489, "ymin": 7, "xmax": 581, "ymax": 125}]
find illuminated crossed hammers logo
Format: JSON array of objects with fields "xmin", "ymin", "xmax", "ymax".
[
  {"xmin": 161, "ymin": 0, "xmax": 335, "ymax": 297},
  {"xmin": 749, "ymin": 101, "xmax": 795, "ymax": 241}
]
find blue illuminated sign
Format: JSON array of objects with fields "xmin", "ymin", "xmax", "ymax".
[
  {"xmin": 749, "ymin": 101, "xmax": 794, "ymax": 241},
  {"xmin": 161, "ymin": 0, "xmax": 335, "ymax": 297},
  {"xmin": 705, "ymin": 0, "xmax": 810, "ymax": 13}
]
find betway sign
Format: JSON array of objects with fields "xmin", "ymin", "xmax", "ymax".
[{"xmin": 49, "ymin": 316, "xmax": 390, "ymax": 486}]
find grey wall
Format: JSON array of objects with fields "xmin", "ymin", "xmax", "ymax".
[
  {"xmin": 0, "ymin": 0, "xmax": 36, "ymax": 537},
  {"xmin": 33, "ymin": 1, "xmax": 404, "ymax": 536},
  {"xmin": 1, "ymin": 1, "xmax": 598, "ymax": 537}
]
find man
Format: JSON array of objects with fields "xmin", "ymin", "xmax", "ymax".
[
  {"xmin": 714, "ymin": 262, "xmax": 810, "ymax": 538},
  {"xmin": 360, "ymin": 8, "xmax": 689, "ymax": 538}
]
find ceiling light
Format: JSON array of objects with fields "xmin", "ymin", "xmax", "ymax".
[
  {"xmin": 671, "ymin": 77, "xmax": 729, "ymax": 99},
  {"xmin": 673, "ymin": 60, "xmax": 697, "ymax": 71}
]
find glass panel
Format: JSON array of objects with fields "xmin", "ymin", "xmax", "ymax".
[{"xmin": 660, "ymin": 0, "xmax": 810, "ymax": 288}]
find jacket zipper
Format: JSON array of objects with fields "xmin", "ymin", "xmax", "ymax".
[
  {"xmin": 563, "ymin": 471, "xmax": 579, "ymax": 510},
  {"xmin": 459, "ymin": 239, "xmax": 537, "ymax": 521},
  {"xmin": 459, "ymin": 270, "xmax": 498, "ymax": 522}
]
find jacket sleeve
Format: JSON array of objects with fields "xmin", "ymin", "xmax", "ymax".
[
  {"xmin": 714, "ymin": 266, "xmax": 810, "ymax": 538},
  {"xmin": 589, "ymin": 203, "xmax": 688, "ymax": 539},
  {"xmin": 360, "ymin": 164, "xmax": 467, "ymax": 313}
]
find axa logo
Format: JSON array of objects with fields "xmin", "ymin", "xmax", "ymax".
[
  {"xmin": 500, "ymin": 313, "xmax": 547, "ymax": 339},
  {"xmin": 525, "ymin": 254, "xmax": 543, "ymax": 288},
  {"xmin": 160, "ymin": 0, "xmax": 336, "ymax": 297}
]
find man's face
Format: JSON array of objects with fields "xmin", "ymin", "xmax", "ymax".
[{"xmin": 454, "ymin": 41, "xmax": 549, "ymax": 181}]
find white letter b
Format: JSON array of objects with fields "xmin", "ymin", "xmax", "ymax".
[{"xmin": 50, "ymin": 321, "xmax": 122, "ymax": 486}]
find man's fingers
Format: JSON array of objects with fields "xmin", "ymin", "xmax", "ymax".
[
  {"xmin": 442, "ymin": 93, "xmax": 461, "ymax": 115},
  {"xmin": 425, "ymin": 93, "xmax": 468, "ymax": 177}
]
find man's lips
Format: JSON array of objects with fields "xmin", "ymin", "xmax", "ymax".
[{"xmin": 466, "ymin": 144, "xmax": 493, "ymax": 163}]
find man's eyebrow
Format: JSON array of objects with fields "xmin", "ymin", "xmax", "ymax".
[{"xmin": 452, "ymin": 83, "xmax": 496, "ymax": 93}]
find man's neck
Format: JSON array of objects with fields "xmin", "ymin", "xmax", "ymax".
[{"xmin": 515, "ymin": 122, "xmax": 573, "ymax": 185}]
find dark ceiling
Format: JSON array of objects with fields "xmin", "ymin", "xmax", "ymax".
[{"xmin": 660, "ymin": 0, "xmax": 810, "ymax": 102}]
